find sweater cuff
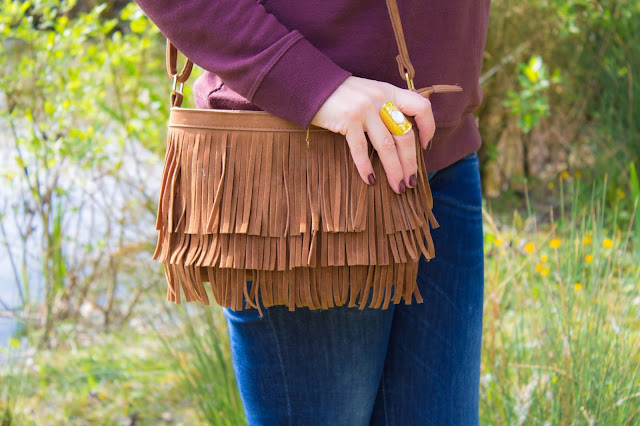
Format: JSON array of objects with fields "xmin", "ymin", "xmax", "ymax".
[{"xmin": 250, "ymin": 36, "xmax": 352, "ymax": 129}]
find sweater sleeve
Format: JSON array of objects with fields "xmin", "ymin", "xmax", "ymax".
[{"xmin": 133, "ymin": 0, "xmax": 352, "ymax": 128}]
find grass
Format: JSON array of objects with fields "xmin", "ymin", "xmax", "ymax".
[
  {"xmin": 151, "ymin": 303, "xmax": 245, "ymax": 425},
  {"xmin": 1, "ymin": 173, "xmax": 639, "ymax": 424},
  {"xmin": 481, "ymin": 173, "xmax": 640, "ymax": 424},
  {"xmin": 0, "ymin": 314, "xmax": 204, "ymax": 425}
]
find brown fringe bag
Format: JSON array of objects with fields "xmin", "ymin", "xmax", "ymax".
[{"xmin": 153, "ymin": 0, "xmax": 463, "ymax": 315}]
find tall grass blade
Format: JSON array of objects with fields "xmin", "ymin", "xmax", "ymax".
[{"xmin": 630, "ymin": 162, "xmax": 640, "ymax": 244}]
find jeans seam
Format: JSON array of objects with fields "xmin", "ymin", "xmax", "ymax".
[{"xmin": 267, "ymin": 316, "xmax": 293, "ymax": 424}]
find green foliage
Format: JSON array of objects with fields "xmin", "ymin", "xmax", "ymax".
[
  {"xmin": 545, "ymin": 0, "xmax": 640, "ymax": 160},
  {"xmin": 0, "ymin": 0, "xmax": 168, "ymax": 346},
  {"xmin": 572, "ymin": 2, "xmax": 640, "ymax": 162},
  {"xmin": 504, "ymin": 56, "xmax": 562, "ymax": 134},
  {"xmin": 483, "ymin": 0, "xmax": 639, "ymax": 221},
  {"xmin": 1, "ymin": 0, "xmax": 167, "ymax": 159},
  {"xmin": 550, "ymin": 0, "xmax": 601, "ymax": 36}
]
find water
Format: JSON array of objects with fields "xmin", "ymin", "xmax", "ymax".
[{"xmin": 0, "ymin": 317, "xmax": 17, "ymax": 350}]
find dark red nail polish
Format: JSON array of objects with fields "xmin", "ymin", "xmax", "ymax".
[
  {"xmin": 409, "ymin": 174, "xmax": 417, "ymax": 187},
  {"xmin": 368, "ymin": 173, "xmax": 376, "ymax": 185},
  {"xmin": 399, "ymin": 180, "xmax": 406, "ymax": 193}
]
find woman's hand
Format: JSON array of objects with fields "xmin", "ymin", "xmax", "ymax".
[{"xmin": 310, "ymin": 76, "xmax": 435, "ymax": 194}]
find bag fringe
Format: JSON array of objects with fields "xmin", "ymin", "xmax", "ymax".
[
  {"xmin": 154, "ymin": 124, "xmax": 439, "ymax": 313},
  {"xmin": 164, "ymin": 263, "xmax": 423, "ymax": 314}
]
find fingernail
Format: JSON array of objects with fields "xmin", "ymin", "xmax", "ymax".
[
  {"xmin": 409, "ymin": 174, "xmax": 417, "ymax": 187},
  {"xmin": 398, "ymin": 180, "xmax": 406, "ymax": 193},
  {"xmin": 368, "ymin": 173, "xmax": 376, "ymax": 185}
]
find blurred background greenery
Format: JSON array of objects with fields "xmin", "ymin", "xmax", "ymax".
[{"xmin": 0, "ymin": 0, "xmax": 638, "ymax": 424}]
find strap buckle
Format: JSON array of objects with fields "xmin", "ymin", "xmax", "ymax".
[
  {"xmin": 404, "ymin": 71, "xmax": 415, "ymax": 91},
  {"xmin": 171, "ymin": 74, "xmax": 184, "ymax": 96},
  {"xmin": 170, "ymin": 74, "xmax": 185, "ymax": 107}
]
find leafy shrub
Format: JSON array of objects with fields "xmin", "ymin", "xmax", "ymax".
[{"xmin": 0, "ymin": 0, "xmax": 169, "ymax": 347}]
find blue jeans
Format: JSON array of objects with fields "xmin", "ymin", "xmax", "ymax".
[{"xmin": 223, "ymin": 151, "xmax": 484, "ymax": 425}]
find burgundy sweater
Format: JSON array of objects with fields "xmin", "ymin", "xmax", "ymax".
[{"xmin": 133, "ymin": 0, "xmax": 491, "ymax": 173}]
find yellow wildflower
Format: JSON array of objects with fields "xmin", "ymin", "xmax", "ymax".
[
  {"xmin": 585, "ymin": 254, "xmax": 594, "ymax": 263},
  {"xmin": 583, "ymin": 236, "xmax": 592, "ymax": 245},
  {"xmin": 494, "ymin": 238, "xmax": 503, "ymax": 247},
  {"xmin": 574, "ymin": 171, "xmax": 582, "ymax": 178},
  {"xmin": 602, "ymin": 238, "xmax": 614, "ymax": 249},
  {"xmin": 574, "ymin": 282, "xmax": 582, "ymax": 291},
  {"xmin": 549, "ymin": 238, "xmax": 562, "ymax": 249},
  {"xmin": 541, "ymin": 255, "xmax": 548, "ymax": 262},
  {"xmin": 561, "ymin": 170, "xmax": 569, "ymax": 179},
  {"xmin": 540, "ymin": 267, "xmax": 550, "ymax": 276},
  {"xmin": 524, "ymin": 242, "xmax": 536, "ymax": 254},
  {"xmin": 547, "ymin": 182, "xmax": 554, "ymax": 190},
  {"xmin": 617, "ymin": 188, "xmax": 626, "ymax": 199},
  {"xmin": 535, "ymin": 263, "xmax": 544, "ymax": 272}
]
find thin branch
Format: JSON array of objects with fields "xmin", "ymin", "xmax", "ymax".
[
  {"xmin": 480, "ymin": 37, "xmax": 537, "ymax": 86},
  {"xmin": 0, "ymin": 201, "xmax": 25, "ymax": 305}
]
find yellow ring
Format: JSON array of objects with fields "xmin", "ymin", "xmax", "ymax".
[{"xmin": 379, "ymin": 100, "xmax": 412, "ymax": 136}]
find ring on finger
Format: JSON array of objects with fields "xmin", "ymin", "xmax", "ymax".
[{"xmin": 379, "ymin": 100, "xmax": 412, "ymax": 136}]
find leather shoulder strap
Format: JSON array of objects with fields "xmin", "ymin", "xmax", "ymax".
[
  {"xmin": 385, "ymin": 0, "xmax": 415, "ymax": 87},
  {"xmin": 167, "ymin": 40, "xmax": 194, "ymax": 84}
]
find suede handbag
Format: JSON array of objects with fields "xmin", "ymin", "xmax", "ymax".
[{"xmin": 152, "ymin": 0, "xmax": 462, "ymax": 315}]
